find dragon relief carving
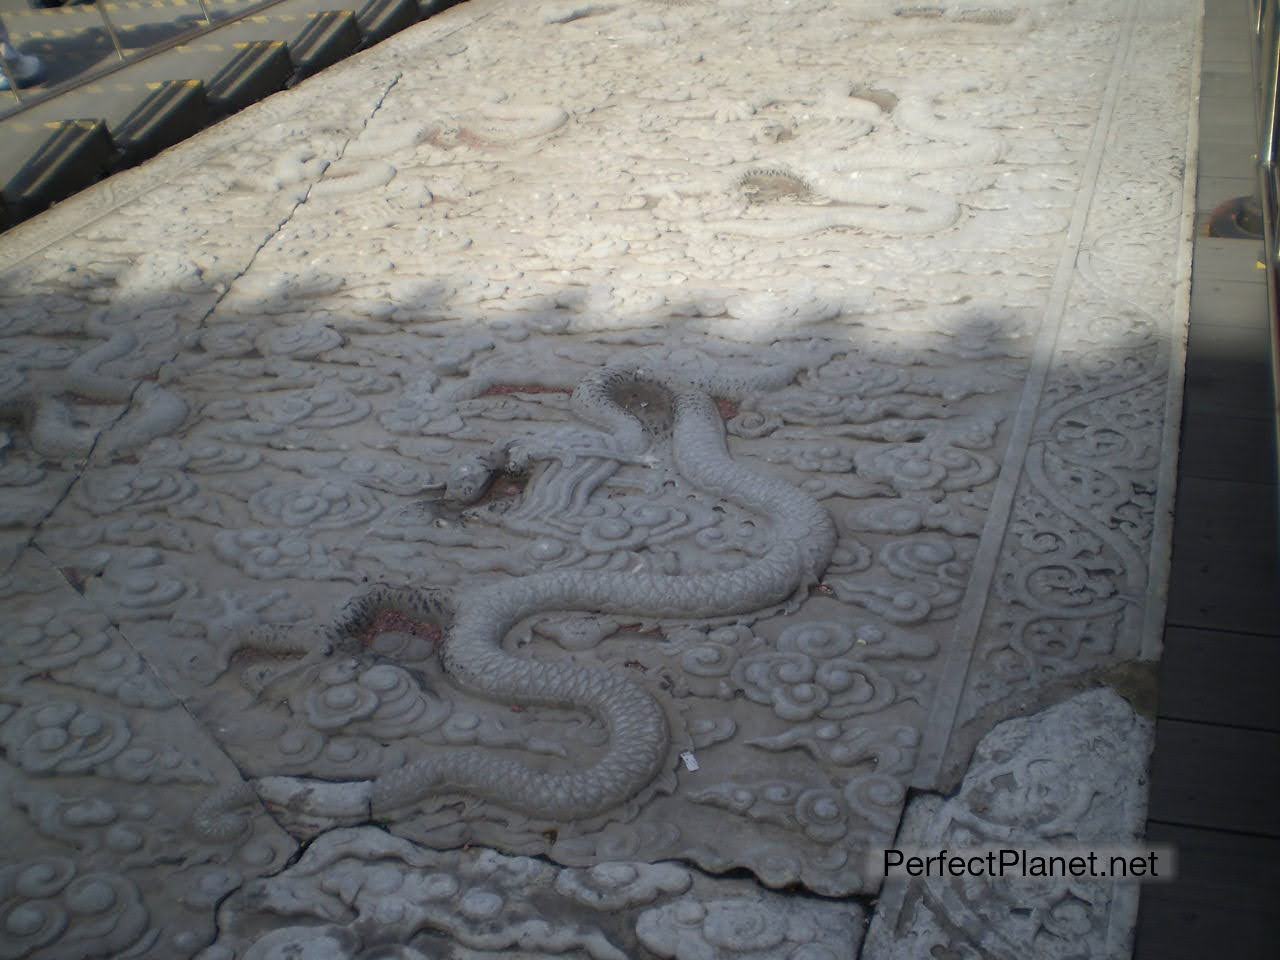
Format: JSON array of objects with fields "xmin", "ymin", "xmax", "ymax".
[
  {"xmin": 0, "ymin": 0, "xmax": 1195, "ymax": 952},
  {"xmin": 198, "ymin": 363, "xmax": 841, "ymax": 830},
  {"xmin": 163, "ymin": 344, "xmax": 961, "ymax": 896}
]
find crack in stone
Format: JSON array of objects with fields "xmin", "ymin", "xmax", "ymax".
[
  {"xmin": 933, "ymin": 664, "xmax": 1158, "ymax": 793},
  {"xmin": 14, "ymin": 67, "xmax": 410, "ymax": 846},
  {"xmin": 214, "ymin": 823, "xmax": 877, "ymax": 958},
  {"xmin": 0, "ymin": 75, "xmax": 419, "ymax": 960},
  {"xmin": 23, "ymin": 66, "xmax": 405, "ymax": 552}
]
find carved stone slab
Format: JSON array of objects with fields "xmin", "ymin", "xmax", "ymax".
[
  {"xmin": 0, "ymin": 0, "xmax": 1197, "ymax": 953},
  {"xmin": 0, "ymin": 549, "xmax": 296, "ymax": 958}
]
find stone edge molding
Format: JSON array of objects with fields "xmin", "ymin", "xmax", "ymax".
[{"xmin": 914, "ymin": 0, "xmax": 1199, "ymax": 785}]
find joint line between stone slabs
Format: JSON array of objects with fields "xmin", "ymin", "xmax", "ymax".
[
  {"xmin": 29, "ymin": 535, "xmax": 251, "ymax": 820},
  {"xmin": 24, "ymin": 65, "xmax": 403, "ymax": 555},
  {"xmin": 17, "ymin": 69, "xmax": 409, "ymax": 834},
  {"xmin": 1140, "ymin": 0, "xmax": 1204, "ymax": 664},
  {"xmin": 911, "ymin": 0, "xmax": 1144, "ymax": 791}
]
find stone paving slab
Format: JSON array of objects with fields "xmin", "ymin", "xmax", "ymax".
[
  {"xmin": 0, "ymin": 0, "xmax": 1198, "ymax": 956},
  {"xmin": 0, "ymin": 547, "xmax": 296, "ymax": 958}
]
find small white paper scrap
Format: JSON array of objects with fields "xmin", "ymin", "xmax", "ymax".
[{"xmin": 680, "ymin": 751, "xmax": 699, "ymax": 772}]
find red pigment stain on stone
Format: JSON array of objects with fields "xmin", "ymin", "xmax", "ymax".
[
  {"xmin": 479, "ymin": 384, "xmax": 573, "ymax": 397},
  {"xmin": 617, "ymin": 624, "xmax": 663, "ymax": 639},
  {"xmin": 59, "ymin": 568, "xmax": 88, "ymax": 594},
  {"xmin": 359, "ymin": 610, "xmax": 443, "ymax": 648},
  {"xmin": 715, "ymin": 398, "xmax": 739, "ymax": 420},
  {"xmin": 471, "ymin": 473, "xmax": 529, "ymax": 507},
  {"xmin": 458, "ymin": 129, "xmax": 500, "ymax": 149}
]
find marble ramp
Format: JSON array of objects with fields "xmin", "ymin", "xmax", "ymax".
[{"xmin": 0, "ymin": 0, "xmax": 1199, "ymax": 956}]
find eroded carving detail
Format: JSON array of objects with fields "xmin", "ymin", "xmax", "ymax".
[
  {"xmin": 202, "ymin": 827, "xmax": 865, "ymax": 960},
  {"xmin": 863, "ymin": 689, "xmax": 1152, "ymax": 960}
]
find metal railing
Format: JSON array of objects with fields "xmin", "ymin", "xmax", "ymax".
[
  {"xmin": 0, "ymin": 0, "xmax": 290, "ymax": 114},
  {"xmin": 1251, "ymin": 0, "xmax": 1280, "ymax": 479}
]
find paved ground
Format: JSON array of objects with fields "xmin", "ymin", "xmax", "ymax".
[
  {"xmin": 0, "ymin": 0, "xmax": 1207, "ymax": 957},
  {"xmin": 1134, "ymin": 0, "xmax": 1280, "ymax": 953}
]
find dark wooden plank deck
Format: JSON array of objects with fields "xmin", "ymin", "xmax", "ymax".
[{"xmin": 1133, "ymin": 0, "xmax": 1280, "ymax": 954}]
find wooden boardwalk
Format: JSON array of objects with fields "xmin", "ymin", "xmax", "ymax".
[{"xmin": 1134, "ymin": 0, "xmax": 1280, "ymax": 953}]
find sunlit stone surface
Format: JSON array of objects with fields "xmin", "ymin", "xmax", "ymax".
[{"xmin": 0, "ymin": 0, "xmax": 1196, "ymax": 955}]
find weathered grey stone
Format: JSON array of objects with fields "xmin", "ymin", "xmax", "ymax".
[
  {"xmin": 0, "ymin": 550, "xmax": 296, "ymax": 959},
  {"xmin": 863, "ymin": 688, "xmax": 1153, "ymax": 960},
  {"xmin": 202, "ymin": 826, "xmax": 864, "ymax": 959}
]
